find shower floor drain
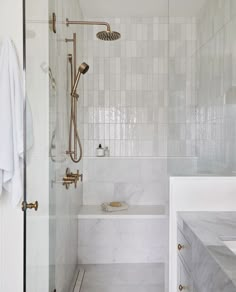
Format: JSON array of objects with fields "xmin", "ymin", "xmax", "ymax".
[{"xmin": 74, "ymin": 269, "xmax": 85, "ymax": 292}]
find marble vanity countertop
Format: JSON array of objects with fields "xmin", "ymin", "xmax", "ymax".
[{"xmin": 178, "ymin": 212, "xmax": 236, "ymax": 289}]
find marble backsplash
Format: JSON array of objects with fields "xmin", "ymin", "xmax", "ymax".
[{"xmin": 82, "ymin": 157, "xmax": 169, "ymax": 206}]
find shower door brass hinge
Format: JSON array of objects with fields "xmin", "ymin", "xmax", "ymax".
[
  {"xmin": 50, "ymin": 12, "xmax": 56, "ymax": 33},
  {"xmin": 21, "ymin": 201, "xmax": 39, "ymax": 212}
]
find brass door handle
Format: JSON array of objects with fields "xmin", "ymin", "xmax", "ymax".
[
  {"xmin": 22, "ymin": 201, "xmax": 39, "ymax": 211},
  {"xmin": 178, "ymin": 244, "xmax": 184, "ymax": 251}
]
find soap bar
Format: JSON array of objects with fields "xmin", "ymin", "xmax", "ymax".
[{"xmin": 109, "ymin": 202, "xmax": 122, "ymax": 207}]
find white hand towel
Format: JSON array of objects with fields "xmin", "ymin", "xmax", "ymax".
[{"xmin": 0, "ymin": 38, "xmax": 33, "ymax": 206}]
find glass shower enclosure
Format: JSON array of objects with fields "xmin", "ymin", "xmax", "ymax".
[
  {"xmin": 24, "ymin": 0, "xmax": 83, "ymax": 291},
  {"xmin": 23, "ymin": 0, "xmax": 236, "ymax": 291}
]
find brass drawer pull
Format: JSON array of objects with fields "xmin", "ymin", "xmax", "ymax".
[{"xmin": 178, "ymin": 244, "xmax": 184, "ymax": 251}]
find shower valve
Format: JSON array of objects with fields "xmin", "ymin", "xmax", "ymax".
[{"xmin": 62, "ymin": 168, "xmax": 83, "ymax": 189}]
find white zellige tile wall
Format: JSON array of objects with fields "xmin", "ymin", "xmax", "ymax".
[
  {"xmin": 168, "ymin": 17, "xmax": 196, "ymax": 158},
  {"xmin": 83, "ymin": 17, "xmax": 169, "ymax": 157},
  {"xmin": 81, "ymin": 17, "xmax": 197, "ymax": 206},
  {"xmin": 167, "ymin": 17, "xmax": 197, "ymax": 175}
]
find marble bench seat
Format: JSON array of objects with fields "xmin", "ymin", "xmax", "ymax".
[
  {"xmin": 78, "ymin": 205, "xmax": 167, "ymax": 219},
  {"xmin": 77, "ymin": 205, "xmax": 168, "ymax": 264}
]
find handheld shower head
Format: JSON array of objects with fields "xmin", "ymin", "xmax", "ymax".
[
  {"xmin": 71, "ymin": 62, "xmax": 89, "ymax": 97},
  {"xmin": 79, "ymin": 62, "xmax": 89, "ymax": 74}
]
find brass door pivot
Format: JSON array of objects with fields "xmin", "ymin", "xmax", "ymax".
[
  {"xmin": 52, "ymin": 13, "xmax": 56, "ymax": 33},
  {"xmin": 49, "ymin": 13, "xmax": 57, "ymax": 33},
  {"xmin": 177, "ymin": 244, "xmax": 184, "ymax": 251},
  {"xmin": 179, "ymin": 284, "xmax": 187, "ymax": 291},
  {"xmin": 22, "ymin": 201, "xmax": 39, "ymax": 211}
]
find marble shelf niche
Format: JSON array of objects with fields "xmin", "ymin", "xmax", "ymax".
[{"xmin": 78, "ymin": 204, "xmax": 167, "ymax": 219}]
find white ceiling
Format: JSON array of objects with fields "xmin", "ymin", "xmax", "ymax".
[
  {"xmin": 79, "ymin": 0, "xmax": 206, "ymax": 18},
  {"xmin": 169, "ymin": 0, "xmax": 206, "ymax": 16}
]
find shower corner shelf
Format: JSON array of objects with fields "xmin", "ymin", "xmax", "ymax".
[{"xmin": 77, "ymin": 205, "xmax": 167, "ymax": 219}]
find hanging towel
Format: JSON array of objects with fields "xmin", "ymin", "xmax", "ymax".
[{"xmin": 0, "ymin": 38, "xmax": 33, "ymax": 206}]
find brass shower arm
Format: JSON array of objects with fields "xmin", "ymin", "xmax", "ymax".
[{"xmin": 66, "ymin": 19, "xmax": 111, "ymax": 32}]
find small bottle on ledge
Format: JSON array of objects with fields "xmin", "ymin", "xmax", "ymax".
[
  {"xmin": 104, "ymin": 146, "xmax": 110, "ymax": 157},
  {"xmin": 96, "ymin": 144, "xmax": 105, "ymax": 157}
]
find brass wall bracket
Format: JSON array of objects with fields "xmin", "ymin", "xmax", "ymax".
[
  {"xmin": 22, "ymin": 201, "xmax": 39, "ymax": 211},
  {"xmin": 65, "ymin": 18, "xmax": 111, "ymax": 32}
]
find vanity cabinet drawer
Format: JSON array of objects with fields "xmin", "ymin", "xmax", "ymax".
[
  {"xmin": 177, "ymin": 228, "xmax": 192, "ymax": 271},
  {"xmin": 178, "ymin": 257, "xmax": 193, "ymax": 291}
]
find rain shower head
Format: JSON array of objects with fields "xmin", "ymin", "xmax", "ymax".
[
  {"xmin": 66, "ymin": 19, "xmax": 121, "ymax": 41},
  {"xmin": 71, "ymin": 62, "xmax": 89, "ymax": 97},
  {"xmin": 96, "ymin": 30, "xmax": 121, "ymax": 41}
]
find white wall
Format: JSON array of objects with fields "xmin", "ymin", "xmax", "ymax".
[
  {"xmin": 0, "ymin": 0, "xmax": 23, "ymax": 64},
  {"xmin": 0, "ymin": 1, "xmax": 24, "ymax": 291},
  {"xmin": 80, "ymin": 0, "xmax": 206, "ymax": 17}
]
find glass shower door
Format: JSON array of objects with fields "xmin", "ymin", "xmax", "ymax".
[{"xmin": 23, "ymin": 0, "xmax": 57, "ymax": 291}]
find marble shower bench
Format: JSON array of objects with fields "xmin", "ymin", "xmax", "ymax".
[
  {"xmin": 77, "ymin": 205, "xmax": 168, "ymax": 264},
  {"xmin": 78, "ymin": 204, "xmax": 167, "ymax": 219},
  {"xmin": 177, "ymin": 212, "xmax": 236, "ymax": 292}
]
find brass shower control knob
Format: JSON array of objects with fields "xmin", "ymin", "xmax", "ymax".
[
  {"xmin": 63, "ymin": 168, "xmax": 83, "ymax": 189},
  {"xmin": 22, "ymin": 201, "xmax": 39, "ymax": 211}
]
